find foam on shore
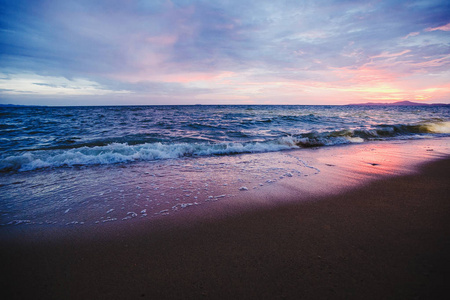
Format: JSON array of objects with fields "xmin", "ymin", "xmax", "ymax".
[
  {"xmin": 0, "ymin": 138, "xmax": 448, "ymax": 229},
  {"xmin": 1, "ymin": 121, "xmax": 449, "ymax": 173}
]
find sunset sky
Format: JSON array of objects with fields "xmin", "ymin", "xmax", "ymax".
[{"xmin": 1, "ymin": 0, "xmax": 449, "ymax": 106}]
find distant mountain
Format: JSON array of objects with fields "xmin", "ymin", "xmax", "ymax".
[
  {"xmin": 347, "ymin": 100, "xmax": 449, "ymax": 106},
  {"xmin": 0, "ymin": 103, "xmax": 44, "ymax": 107},
  {"xmin": 0, "ymin": 104, "xmax": 23, "ymax": 107}
]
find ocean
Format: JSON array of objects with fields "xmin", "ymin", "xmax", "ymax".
[{"xmin": 1, "ymin": 105, "xmax": 449, "ymax": 227}]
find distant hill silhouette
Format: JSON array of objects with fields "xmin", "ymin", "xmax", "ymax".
[
  {"xmin": 347, "ymin": 100, "xmax": 448, "ymax": 106},
  {"xmin": 0, "ymin": 104, "xmax": 44, "ymax": 107}
]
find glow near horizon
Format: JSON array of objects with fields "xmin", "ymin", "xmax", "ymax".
[{"xmin": 0, "ymin": 0, "xmax": 449, "ymax": 106}]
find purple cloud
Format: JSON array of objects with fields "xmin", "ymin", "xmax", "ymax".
[{"xmin": 1, "ymin": 0, "xmax": 449, "ymax": 105}]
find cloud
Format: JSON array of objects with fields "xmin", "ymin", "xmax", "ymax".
[
  {"xmin": 402, "ymin": 31, "xmax": 420, "ymax": 39},
  {"xmin": 1, "ymin": 0, "xmax": 449, "ymax": 104},
  {"xmin": 371, "ymin": 50, "xmax": 411, "ymax": 59},
  {"xmin": 0, "ymin": 72, "xmax": 130, "ymax": 96},
  {"xmin": 425, "ymin": 22, "xmax": 450, "ymax": 31}
]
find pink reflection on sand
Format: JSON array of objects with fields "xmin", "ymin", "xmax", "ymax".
[
  {"xmin": 316, "ymin": 141, "xmax": 448, "ymax": 182},
  {"xmin": 269, "ymin": 139, "xmax": 449, "ymax": 203}
]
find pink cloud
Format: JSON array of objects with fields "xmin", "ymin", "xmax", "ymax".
[
  {"xmin": 406, "ymin": 55, "xmax": 450, "ymax": 69},
  {"xmin": 282, "ymin": 66, "xmax": 450, "ymax": 104},
  {"xmin": 330, "ymin": 66, "xmax": 398, "ymax": 85},
  {"xmin": 402, "ymin": 31, "xmax": 420, "ymax": 39},
  {"xmin": 161, "ymin": 71, "xmax": 235, "ymax": 83},
  {"xmin": 111, "ymin": 70, "xmax": 235, "ymax": 84},
  {"xmin": 425, "ymin": 22, "xmax": 450, "ymax": 32},
  {"xmin": 371, "ymin": 50, "xmax": 411, "ymax": 59}
]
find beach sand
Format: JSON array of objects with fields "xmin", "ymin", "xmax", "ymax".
[{"xmin": 1, "ymin": 141, "xmax": 450, "ymax": 299}]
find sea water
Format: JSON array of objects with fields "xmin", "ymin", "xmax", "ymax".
[{"xmin": 1, "ymin": 105, "xmax": 449, "ymax": 227}]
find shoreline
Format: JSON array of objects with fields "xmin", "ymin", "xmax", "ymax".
[
  {"xmin": 0, "ymin": 138, "xmax": 449, "ymax": 237},
  {"xmin": 2, "ymin": 148, "xmax": 450, "ymax": 298}
]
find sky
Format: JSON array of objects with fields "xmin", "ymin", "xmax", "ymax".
[{"xmin": 0, "ymin": 0, "xmax": 449, "ymax": 106}]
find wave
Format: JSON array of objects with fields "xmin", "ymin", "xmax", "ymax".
[
  {"xmin": 423, "ymin": 121, "xmax": 450, "ymax": 134},
  {"xmin": 293, "ymin": 122, "xmax": 450, "ymax": 147},
  {"xmin": 1, "ymin": 121, "xmax": 448, "ymax": 172},
  {"xmin": 239, "ymin": 113, "xmax": 324, "ymax": 126},
  {"xmin": 0, "ymin": 140, "xmax": 296, "ymax": 172}
]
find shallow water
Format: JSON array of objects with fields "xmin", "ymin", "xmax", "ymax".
[
  {"xmin": 1, "ymin": 138, "xmax": 448, "ymax": 228},
  {"xmin": 0, "ymin": 149, "xmax": 320, "ymax": 226}
]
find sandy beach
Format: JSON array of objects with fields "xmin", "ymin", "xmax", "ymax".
[{"xmin": 1, "ymin": 139, "xmax": 449, "ymax": 299}]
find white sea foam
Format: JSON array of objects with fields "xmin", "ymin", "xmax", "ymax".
[
  {"xmin": 5, "ymin": 220, "xmax": 31, "ymax": 226},
  {"xmin": 425, "ymin": 121, "xmax": 450, "ymax": 134},
  {"xmin": 1, "ymin": 120, "xmax": 448, "ymax": 172},
  {"xmin": 345, "ymin": 136, "xmax": 365, "ymax": 143},
  {"xmin": 172, "ymin": 202, "xmax": 199, "ymax": 211},
  {"xmin": 0, "ymin": 140, "xmax": 296, "ymax": 172}
]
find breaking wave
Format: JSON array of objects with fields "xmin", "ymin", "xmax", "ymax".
[
  {"xmin": 1, "ymin": 121, "xmax": 448, "ymax": 172},
  {"xmin": 1, "ymin": 140, "xmax": 294, "ymax": 172}
]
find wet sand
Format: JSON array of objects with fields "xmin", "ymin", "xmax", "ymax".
[{"xmin": 2, "ymin": 154, "xmax": 449, "ymax": 299}]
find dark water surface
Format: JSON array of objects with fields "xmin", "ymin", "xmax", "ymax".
[{"xmin": 1, "ymin": 105, "xmax": 449, "ymax": 172}]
